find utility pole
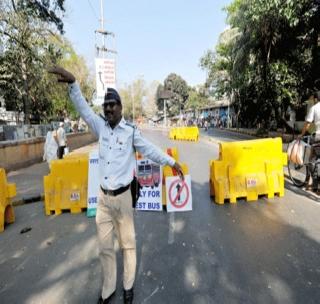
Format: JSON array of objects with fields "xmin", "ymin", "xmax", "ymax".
[
  {"xmin": 164, "ymin": 99, "xmax": 167, "ymax": 127},
  {"xmin": 132, "ymin": 93, "xmax": 135, "ymax": 122},
  {"xmin": 95, "ymin": 0, "xmax": 116, "ymax": 56},
  {"xmin": 100, "ymin": 0, "xmax": 105, "ymax": 52},
  {"xmin": 94, "ymin": 0, "xmax": 117, "ymax": 105}
]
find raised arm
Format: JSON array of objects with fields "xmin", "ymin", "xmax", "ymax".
[{"xmin": 49, "ymin": 66, "xmax": 102, "ymax": 137}]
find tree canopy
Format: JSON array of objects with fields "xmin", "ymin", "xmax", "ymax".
[
  {"xmin": 0, "ymin": 0, "xmax": 94, "ymax": 124},
  {"xmin": 201, "ymin": 0, "xmax": 320, "ymax": 129},
  {"xmin": 156, "ymin": 73, "xmax": 189, "ymax": 116}
]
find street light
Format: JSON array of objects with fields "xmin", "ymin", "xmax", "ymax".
[
  {"xmin": 164, "ymin": 99, "xmax": 167, "ymax": 127},
  {"xmin": 132, "ymin": 93, "xmax": 134, "ymax": 123}
]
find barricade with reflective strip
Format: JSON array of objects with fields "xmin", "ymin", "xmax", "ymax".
[
  {"xmin": 0, "ymin": 168, "xmax": 16, "ymax": 232},
  {"xmin": 209, "ymin": 138, "xmax": 287, "ymax": 204},
  {"xmin": 44, "ymin": 157, "xmax": 89, "ymax": 215},
  {"xmin": 169, "ymin": 127, "xmax": 199, "ymax": 141}
]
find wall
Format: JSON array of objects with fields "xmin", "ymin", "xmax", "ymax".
[{"xmin": 0, "ymin": 132, "xmax": 97, "ymax": 172}]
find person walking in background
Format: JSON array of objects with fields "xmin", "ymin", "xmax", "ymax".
[
  {"xmin": 54, "ymin": 122, "xmax": 67, "ymax": 159},
  {"xmin": 49, "ymin": 66, "xmax": 184, "ymax": 304},
  {"xmin": 43, "ymin": 126, "xmax": 58, "ymax": 167},
  {"xmin": 204, "ymin": 120, "xmax": 209, "ymax": 131}
]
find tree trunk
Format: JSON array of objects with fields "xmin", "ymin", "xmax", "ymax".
[
  {"xmin": 311, "ymin": 22, "xmax": 320, "ymax": 88},
  {"xmin": 21, "ymin": 57, "xmax": 30, "ymax": 124}
]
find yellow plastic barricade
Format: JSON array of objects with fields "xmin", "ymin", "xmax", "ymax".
[
  {"xmin": 175, "ymin": 128, "xmax": 184, "ymax": 140},
  {"xmin": 169, "ymin": 127, "xmax": 199, "ymax": 141},
  {"xmin": 165, "ymin": 147, "xmax": 179, "ymax": 162},
  {"xmin": 209, "ymin": 138, "xmax": 287, "ymax": 204},
  {"xmin": 0, "ymin": 168, "xmax": 16, "ymax": 232},
  {"xmin": 169, "ymin": 128, "xmax": 176, "ymax": 140},
  {"xmin": 44, "ymin": 157, "xmax": 89, "ymax": 215},
  {"xmin": 184, "ymin": 127, "xmax": 199, "ymax": 141},
  {"xmin": 64, "ymin": 152, "xmax": 89, "ymax": 159}
]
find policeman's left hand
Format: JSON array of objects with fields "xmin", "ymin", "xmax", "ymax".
[{"xmin": 173, "ymin": 162, "xmax": 184, "ymax": 181}]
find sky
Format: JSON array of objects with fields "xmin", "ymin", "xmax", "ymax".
[{"xmin": 64, "ymin": 0, "xmax": 232, "ymax": 88}]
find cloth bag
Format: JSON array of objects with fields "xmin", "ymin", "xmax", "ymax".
[{"xmin": 287, "ymin": 139, "xmax": 311, "ymax": 165}]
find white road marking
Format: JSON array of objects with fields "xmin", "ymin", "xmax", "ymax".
[{"xmin": 168, "ymin": 212, "xmax": 175, "ymax": 244}]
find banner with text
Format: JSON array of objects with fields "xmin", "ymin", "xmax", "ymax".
[{"xmin": 94, "ymin": 58, "xmax": 116, "ymax": 105}]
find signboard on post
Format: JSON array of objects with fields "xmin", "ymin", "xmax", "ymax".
[
  {"xmin": 87, "ymin": 150, "xmax": 99, "ymax": 217},
  {"xmin": 166, "ymin": 175, "xmax": 192, "ymax": 212},
  {"xmin": 94, "ymin": 58, "xmax": 116, "ymax": 105},
  {"xmin": 135, "ymin": 159, "xmax": 163, "ymax": 212}
]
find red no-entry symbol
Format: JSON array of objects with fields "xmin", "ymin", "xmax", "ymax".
[{"xmin": 168, "ymin": 179, "xmax": 189, "ymax": 209}]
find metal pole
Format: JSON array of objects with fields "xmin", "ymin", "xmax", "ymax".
[
  {"xmin": 227, "ymin": 99, "xmax": 230, "ymax": 128},
  {"xmin": 164, "ymin": 99, "xmax": 167, "ymax": 127},
  {"xmin": 100, "ymin": 0, "xmax": 105, "ymax": 56},
  {"xmin": 132, "ymin": 92, "xmax": 135, "ymax": 123}
]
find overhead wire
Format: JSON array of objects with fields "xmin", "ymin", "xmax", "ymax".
[{"xmin": 87, "ymin": 0, "xmax": 99, "ymax": 21}]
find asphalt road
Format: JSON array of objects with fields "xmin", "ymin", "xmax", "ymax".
[{"xmin": 0, "ymin": 129, "xmax": 319, "ymax": 304}]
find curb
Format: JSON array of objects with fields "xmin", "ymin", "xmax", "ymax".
[{"xmin": 12, "ymin": 194, "xmax": 44, "ymax": 207}]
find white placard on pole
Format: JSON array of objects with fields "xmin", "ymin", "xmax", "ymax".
[{"xmin": 94, "ymin": 58, "xmax": 116, "ymax": 105}]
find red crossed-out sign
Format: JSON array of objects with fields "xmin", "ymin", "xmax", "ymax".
[{"xmin": 168, "ymin": 179, "xmax": 190, "ymax": 209}]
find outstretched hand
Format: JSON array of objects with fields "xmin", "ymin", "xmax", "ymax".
[
  {"xmin": 48, "ymin": 66, "xmax": 76, "ymax": 84},
  {"xmin": 173, "ymin": 162, "xmax": 184, "ymax": 181}
]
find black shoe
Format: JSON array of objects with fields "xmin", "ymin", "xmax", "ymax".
[
  {"xmin": 123, "ymin": 287, "xmax": 134, "ymax": 304},
  {"xmin": 97, "ymin": 291, "xmax": 115, "ymax": 304}
]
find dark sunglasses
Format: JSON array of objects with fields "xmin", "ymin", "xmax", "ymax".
[{"xmin": 102, "ymin": 100, "xmax": 119, "ymax": 108}]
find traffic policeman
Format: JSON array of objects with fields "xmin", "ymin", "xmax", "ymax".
[{"xmin": 49, "ymin": 66, "xmax": 184, "ymax": 304}]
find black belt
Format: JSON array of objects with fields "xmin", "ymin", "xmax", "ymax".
[{"xmin": 100, "ymin": 184, "xmax": 130, "ymax": 196}]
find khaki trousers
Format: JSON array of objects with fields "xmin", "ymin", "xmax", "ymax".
[{"xmin": 96, "ymin": 188, "xmax": 136, "ymax": 300}]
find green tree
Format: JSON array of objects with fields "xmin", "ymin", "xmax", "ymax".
[
  {"xmin": 0, "ymin": 0, "xmax": 65, "ymax": 123},
  {"xmin": 185, "ymin": 86, "xmax": 209, "ymax": 110},
  {"xmin": 144, "ymin": 81, "xmax": 160, "ymax": 119},
  {"xmin": 119, "ymin": 77, "xmax": 146, "ymax": 121},
  {"xmin": 48, "ymin": 37, "xmax": 95, "ymax": 121},
  {"xmin": 201, "ymin": 0, "xmax": 320, "ymax": 129},
  {"xmin": 156, "ymin": 73, "xmax": 189, "ymax": 116}
]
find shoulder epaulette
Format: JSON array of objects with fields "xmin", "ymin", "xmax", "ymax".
[
  {"xmin": 125, "ymin": 121, "xmax": 137, "ymax": 129},
  {"xmin": 99, "ymin": 114, "xmax": 107, "ymax": 122}
]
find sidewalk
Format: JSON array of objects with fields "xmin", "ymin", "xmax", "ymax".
[{"xmin": 7, "ymin": 142, "xmax": 98, "ymax": 206}]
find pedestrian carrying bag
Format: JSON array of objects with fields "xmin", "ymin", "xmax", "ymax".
[
  {"xmin": 130, "ymin": 127, "xmax": 142, "ymax": 208},
  {"xmin": 287, "ymin": 139, "xmax": 311, "ymax": 165}
]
